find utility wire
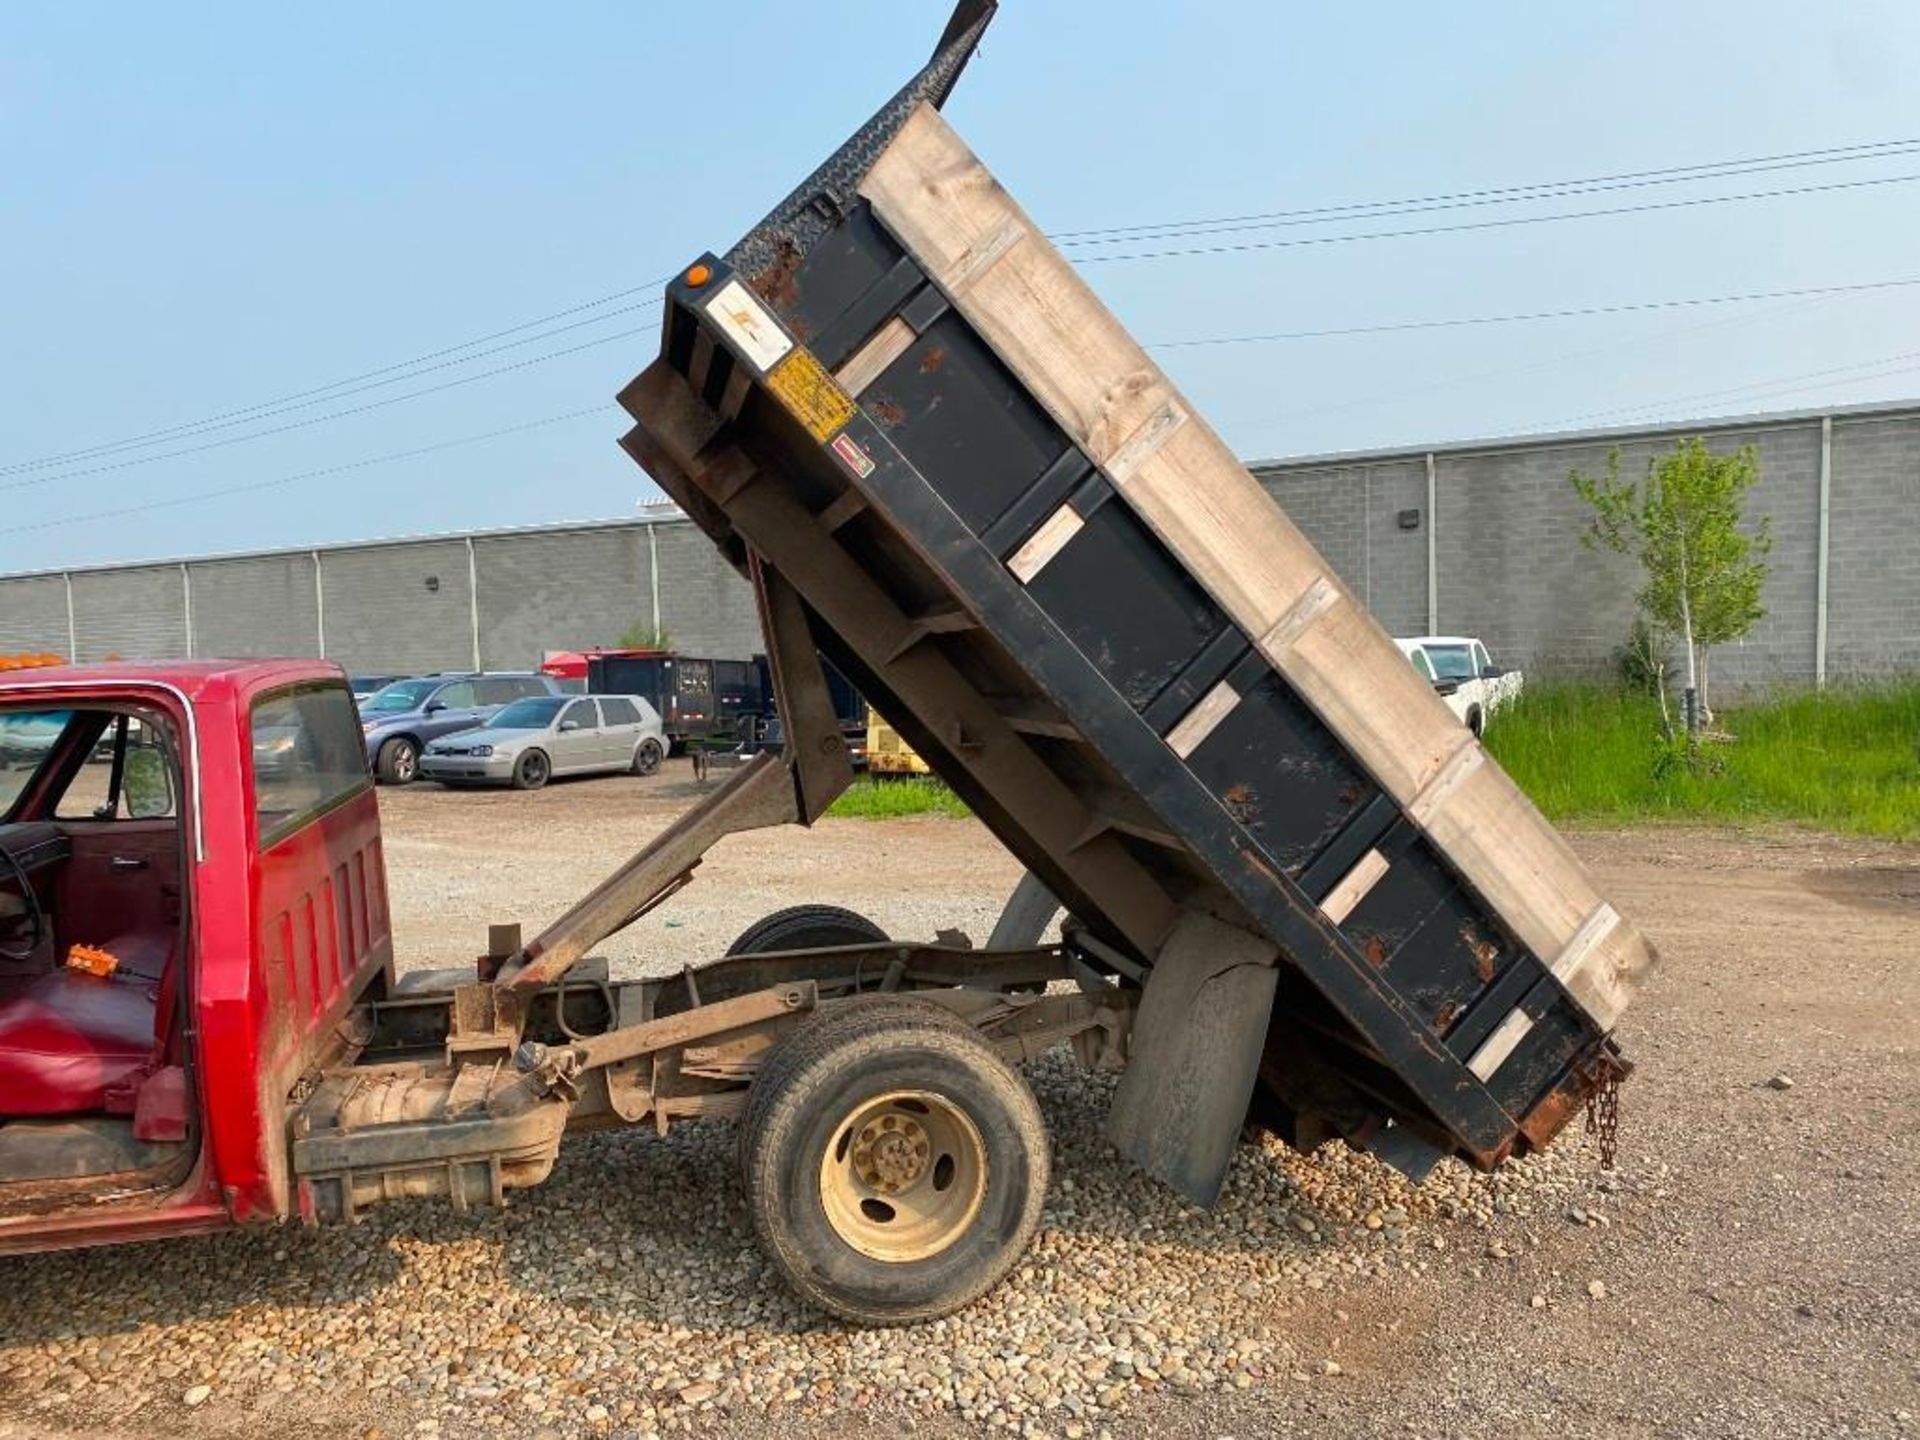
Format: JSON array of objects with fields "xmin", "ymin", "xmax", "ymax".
[
  {"xmin": 0, "ymin": 408, "xmax": 609, "ymax": 538},
  {"xmin": 1054, "ymin": 137, "xmax": 1920, "ymax": 244},
  {"xmin": 1145, "ymin": 275, "xmax": 1920, "ymax": 350},
  {"xmin": 1549, "ymin": 346, "xmax": 1920, "ymax": 427},
  {"xmin": 1223, "ymin": 288, "xmax": 1855, "ymax": 437},
  {"xmin": 1074, "ymin": 170, "xmax": 1920, "ymax": 264},
  {"xmin": 19, "ymin": 272, "xmax": 1920, "ymax": 492},
  {"xmin": 11, "ymin": 142, "xmax": 1920, "ymax": 476},
  {"xmin": 1, "ymin": 324, "xmax": 656, "ymax": 493},
  {"xmin": 0, "ymin": 279, "xmax": 674, "ymax": 477},
  {"xmin": 15, "ymin": 138, "xmax": 1920, "ymax": 474},
  {"xmin": 0, "ymin": 296, "xmax": 664, "ymax": 479}
]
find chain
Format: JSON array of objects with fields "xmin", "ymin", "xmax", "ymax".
[{"xmin": 1584, "ymin": 1067, "xmax": 1621, "ymax": 1170}]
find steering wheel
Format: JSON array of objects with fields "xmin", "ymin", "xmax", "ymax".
[{"xmin": 0, "ymin": 844, "xmax": 45, "ymax": 964}]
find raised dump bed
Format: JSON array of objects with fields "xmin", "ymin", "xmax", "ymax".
[{"xmin": 619, "ymin": 0, "xmax": 1653, "ymax": 1205}]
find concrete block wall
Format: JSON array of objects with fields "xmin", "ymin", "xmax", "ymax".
[
  {"xmin": 192, "ymin": 554, "xmax": 322, "ymax": 659},
  {"xmin": 0, "ymin": 576, "xmax": 67, "ymax": 655},
  {"xmin": 71, "ymin": 566, "xmax": 189, "ymax": 661},
  {"xmin": 1827, "ymin": 415, "xmax": 1920, "ymax": 677},
  {"xmin": 1258, "ymin": 402, "xmax": 1920, "ymax": 686},
  {"xmin": 1, "ymin": 400, "xmax": 1915, "ymax": 686},
  {"xmin": 475, "ymin": 527, "xmax": 656, "ymax": 671}
]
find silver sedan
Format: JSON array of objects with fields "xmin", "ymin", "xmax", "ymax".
[{"xmin": 419, "ymin": 694, "xmax": 665, "ymax": 790}]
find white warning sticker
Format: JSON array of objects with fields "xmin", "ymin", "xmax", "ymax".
[{"xmin": 703, "ymin": 279, "xmax": 792, "ymax": 372}]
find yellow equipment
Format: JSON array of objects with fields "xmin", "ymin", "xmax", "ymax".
[{"xmin": 865, "ymin": 712, "xmax": 931, "ymax": 776}]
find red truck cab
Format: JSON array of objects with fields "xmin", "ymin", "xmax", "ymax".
[{"xmin": 0, "ymin": 660, "xmax": 391, "ymax": 1251}]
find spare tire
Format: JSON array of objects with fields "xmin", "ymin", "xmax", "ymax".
[{"xmin": 726, "ymin": 904, "xmax": 888, "ymax": 956}]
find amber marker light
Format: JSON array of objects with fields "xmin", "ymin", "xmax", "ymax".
[{"xmin": 684, "ymin": 263, "xmax": 713, "ymax": 287}]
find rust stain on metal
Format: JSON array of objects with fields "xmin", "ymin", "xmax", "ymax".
[
  {"xmin": 747, "ymin": 235, "xmax": 804, "ymax": 317},
  {"xmin": 1432, "ymin": 998, "xmax": 1461, "ymax": 1033},
  {"xmin": 1462, "ymin": 924, "xmax": 1500, "ymax": 983},
  {"xmin": 919, "ymin": 345, "xmax": 947, "ymax": 374},
  {"xmin": 1220, "ymin": 782, "xmax": 1257, "ymax": 825},
  {"xmin": 1336, "ymin": 780, "xmax": 1364, "ymax": 806},
  {"xmin": 1361, "ymin": 934, "xmax": 1389, "ymax": 969},
  {"xmin": 868, "ymin": 397, "xmax": 907, "ymax": 428}
]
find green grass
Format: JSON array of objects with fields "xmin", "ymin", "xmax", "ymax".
[
  {"xmin": 826, "ymin": 775, "xmax": 973, "ymax": 820},
  {"xmin": 1484, "ymin": 680, "xmax": 1920, "ymax": 840}
]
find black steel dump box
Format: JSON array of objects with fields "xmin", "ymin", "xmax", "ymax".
[{"xmin": 617, "ymin": 2, "xmax": 1653, "ymax": 1203}]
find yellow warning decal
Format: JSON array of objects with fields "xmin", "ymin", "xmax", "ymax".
[{"xmin": 767, "ymin": 347, "xmax": 858, "ymax": 443}]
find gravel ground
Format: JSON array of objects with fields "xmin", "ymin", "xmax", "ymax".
[{"xmin": 0, "ymin": 767, "xmax": 1914, "ymax": 1439}]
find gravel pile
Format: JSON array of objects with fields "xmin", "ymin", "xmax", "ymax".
[{"xmin": 0, "ymin": 1051, "xmax": 1608, "ymax": 1439}]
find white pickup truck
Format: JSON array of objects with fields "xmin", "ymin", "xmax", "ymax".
[{"xmin": 1394, "ymin": 636, "xmax": 1524, "ymax": 736}]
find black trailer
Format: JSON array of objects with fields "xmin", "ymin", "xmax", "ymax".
[{"xmin": 585, "ymin": 650, "xmax": 764, "ymax": 749}]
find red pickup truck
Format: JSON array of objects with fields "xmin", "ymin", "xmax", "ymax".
[
  {"xmin": 0, "ymin": 657, "xmax": 1119, "ymax": 1323},
  {"xmin": 0, "ymin": 660, "xmax": 393, "ymax": 1251}
]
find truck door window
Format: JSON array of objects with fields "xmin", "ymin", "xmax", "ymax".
[
  {"xmin": 53, "ymin": 714, "xmax": 177, "ymax": 822},
  {"xmin": 1, "ymin": 710, "xmax": 76, "ymax": 817},
  {"xmin": 251, "ymin": 685, "xmax": 372, "ymax": 845}
]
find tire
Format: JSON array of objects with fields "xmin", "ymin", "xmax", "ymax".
[
  {"xmin": 740, "ymin": 1002, "xmax": 1049, "ymax": 1325},
  {"xmin": 511, "ymin": 749, "xmax": 551, "ymax": 791},
  {"xmin": 376, "ymin": 737, "xmax": 420, "ymax": 786},
  {"xmin": 631, "ymin": 738, "xmax": 665, "ymax": 777},
  {"xmin": 1466, "ymin": 706, "xmax": 1485, "ymax": 738},
  {"xmin": 726, "ymin": 904, "xmax": 887, "ymax": 957}
]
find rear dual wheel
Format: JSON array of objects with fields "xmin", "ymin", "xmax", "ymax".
[{"xmin": 740, "ymin": 999, "xmax": 1049, "ymax": 1325}]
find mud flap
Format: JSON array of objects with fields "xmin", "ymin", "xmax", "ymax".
[{"xmin": 1106, "ymin": 911, "xmax": 1280, "ymax": 1206}]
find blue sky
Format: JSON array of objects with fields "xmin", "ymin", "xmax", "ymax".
[{"xmin": 4, "ymin": 2, "xmax": 1918, "ymax": 572}]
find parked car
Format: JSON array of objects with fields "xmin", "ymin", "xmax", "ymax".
[
  {"xmin": 349, "ymin": 673, "xmax": 409, "ymax": 703},
  {"xmin": 1393, "ymin": 635, "xmax": 1524, "ymax": 736},
  {"xmin": 420, "ymin": 694, "xmax": 665, "ymax": 790},
  {"xmin": 359, "ymin": 673, "xmax": 562, "ymax": 784}
]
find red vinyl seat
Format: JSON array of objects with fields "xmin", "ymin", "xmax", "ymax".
[{"xmin": 0, "ymin": 936, "xmax": 167, "ymax": 1117}]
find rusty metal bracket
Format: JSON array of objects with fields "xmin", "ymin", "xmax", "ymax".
[
  {"xmin": 495, "ymin": 749, "xmax": 800, "ymax": 991},
  {"xmin": 751, "ymin": 552, "xmax": 856, "ymax": 823},
  {"xmin": 565, "ymin": 981, "xmax": 816, "ymax": 1073},
  {"xmin": 444, "ymin": 983, "xmax": 528, "ymax": 1067}
]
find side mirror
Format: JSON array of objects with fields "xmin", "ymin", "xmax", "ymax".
[
  {"xmin": 123, "ymin": 748, "xmax": 173, "ymax": 819},
  {"xmin": 1432, "ymin": 679, "xmax": 1461, "ymax": 697},
  {"xmin": 558, "ymin": 720, "xmax": 581, "ymax": 732},
  {"xmin": 1480, "ymin": 664, "xmax": 1503, "ymax": 679},
  {"xmin": 424, "ymin": 701, "xmax": 446, "ymax": 715}
]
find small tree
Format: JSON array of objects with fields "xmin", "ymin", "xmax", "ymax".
[
  {"xmin": 1570, "ymin": 437, "xmax": 1771, "ymax": 734},
  {"xmin": 616, "ymin": 622, "xmax": 672, "ymax": 650}
]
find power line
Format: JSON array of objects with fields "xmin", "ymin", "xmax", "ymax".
[
  {"xmin": 1145, "ymin": 275, "xmax": 1920, "ymax": 350},
  {"xmin": 1054, "ymin": 137, "xmax": 1920, "ymax": 244},
  {"xmin": 1074, "ymin": 171, "xmax": 1920, "ymax": 265},
  {"xmin": 1223, "ymin": 286, "xmax": 1856, "ymax": 437},
  {"xmin": 0, "ymin": 279, "xmax": 674, "ymax": 478},
  {"xmin": 0, "ymin": 408, "xmax": 609, "ymax": 538},
  {"xmin": 1549, "ymin": 346, "xmax": 1920, "ymax": 428},
  {"xmin": 21, "ymin": 271, "xmax": 1920, "ymax": 493},
  {"xmin": 2, "ymin": 323, "xmax": 656, "ymax": 493},
  {"xmin": 12, "ymin": 141, "xmax": 1920, "ymax": 478},
  {"xmin": 0, "ymin": 295, "xmax": 664, "ymax": 479}
]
